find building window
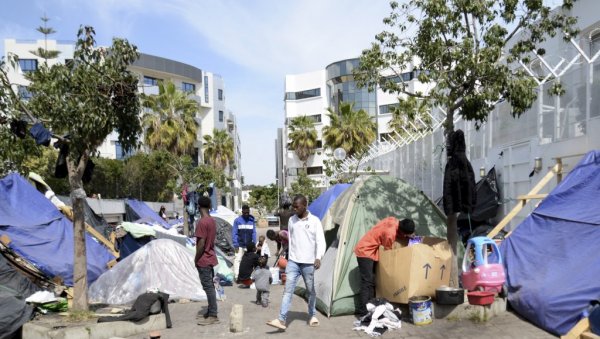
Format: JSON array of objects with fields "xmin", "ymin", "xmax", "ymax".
[
  {"xmin": 285, "ymin": 88, "xmax": 321, "ymax": 100},
  {"xmin": 306, "ymin": 166, "xmax": 323, "ymax": 175},
  {"xmin": 219, "ymin": 110, "xmax": 224, "ymax": 122},
  {"xmin": 17, "ymin": 86, "xmax": 32, "ymax": 100},
  {"xmin": 182, "ymin": 82, "xmax": 196, "ymax": 92},
  {"xmin": 19, "ymin": 59, "xmax": 38, "ymax": 73},
  {"xmin": 316, "ymin": 140, "xmax": 323, "ymax": 148},
  {"xmin": 218, "ymin": 89, "xmax": 223, "ymax": 100},
  {"xmin": 143, "ymin": 76, "xmax": 160, "ymax": 86},
  {"xmin": 286, "ymin": 114, "xmax": 321, "ymax": 125},
  {"xmin": 379, "ymin": 103, "xmax": 399, "ymax": 114},
  {"xmin": 204, "ymin": 76, "xmax": 209, "ymax": 103},
  {"xmin": 115, "ymin": 142, "xmax": 134, "ymax": 160}
]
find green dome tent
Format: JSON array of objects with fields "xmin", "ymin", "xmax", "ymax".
[{"xmin": 296, "ymin": 175, "xmax": 447, "ymax": 317}]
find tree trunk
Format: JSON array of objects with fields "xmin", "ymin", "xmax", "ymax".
[
  {"xmin": 444, "ymin": 108, "xmax": 459, "ymax": 288},
  {"xmin": 183, "ymin": 211, "xmax": 189, "ymax": 237},
  {"xmin": 68, "ymin": 153, "xmax": 89, "ymax": 311}
]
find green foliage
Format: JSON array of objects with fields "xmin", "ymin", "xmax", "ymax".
[
  {"xmin": 120, "ymin": 151, "xmax": 173, "ymax": 201},
  {"xmin": 23, "ymin": 148, "xmax": 70, "ymax": 195},
  {"xmin": 355, "ymin": 0, "xmax": 579, "ymax": 131},
  {"xmin": 25, "ymin": 26, "xmax": 141, "ymax": 161},
  {"xmin": 288, "ymin": 115, "xmax": 318, "ymax": 168},
  {"xmin": 388, "ymin": 97, "xmax": 432, "ymax": 138},
  {"xmin": 290, "ymin": 172, "xmax": 320, "ymax": 203},
  {"xmin": 142, "ymin": 81, "xmax": 198, "ymax": 155},
  {"xmin": 322, "ymin": 102, "xmax": 376, "ymax": 158},
  {"xmin": 203, "ymin": 128, "xmax": 234, "ymax": 172},
  {"xmin": 248, "ymin": 183, "xmax": 278, "ymax": 214}
]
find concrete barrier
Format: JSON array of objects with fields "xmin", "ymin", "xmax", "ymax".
[{"xmin": 23, "ymin": 314, "xmax": 166, "ymax": 339}]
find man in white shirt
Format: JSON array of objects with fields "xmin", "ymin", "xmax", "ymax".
[{"xmin": 267, "ymin": 195, "xmax": 326, "ymax": 330}]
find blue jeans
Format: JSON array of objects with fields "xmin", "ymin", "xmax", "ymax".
[{"xmin": 278, "ymin": 260, "xmax": 316, "ymax": 322}]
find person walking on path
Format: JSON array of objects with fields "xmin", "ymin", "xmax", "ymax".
[
  {"xmin": 354, "ymin": 217, "xmax": 416, "ymax": 317},
  {"xmin": 232, "ymin": 204, "xmax": 257, "ymax": 280},
  {"xmin": 267, "ymin": 195, "xmax": 326, "ymax": 330},
  {"xmin": 195, "ymin": 196, "xmax": 219, "ymax": 325}
]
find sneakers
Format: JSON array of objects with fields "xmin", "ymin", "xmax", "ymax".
[
  {"xmin": 197, "ymin": 316, "xmax": 220, "ymax": 326},
  {"xmin": 266, "ymin": 318, "xmax": 287, "ymax": 330},
  {"xmin": 196, "ymin": 311, "xmax": 208, "ymax": 319},
  {"xmin": 309, "ymin": 316, "xmax": 319, "ymax": 327}
]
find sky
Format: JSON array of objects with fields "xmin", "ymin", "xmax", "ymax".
[{"xmin": 0, "ymin": 0, "xmax": 391, "ymax": 185}]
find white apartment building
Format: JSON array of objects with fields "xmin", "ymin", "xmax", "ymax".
[
  {"xmin": 4, "ymin": 39, "xmax": 243, "ymax": 210},
  {"xmin": 280, "ymin": 58, "xmax": 432, "ymax": 191}
]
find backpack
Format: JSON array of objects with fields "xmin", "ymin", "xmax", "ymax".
[
  {"xmin": 186, "ymin": 202, "xmax": 196, "ymax": 216},
  {"xmin": 186, "ymin": 192, "xmax": 198, "ymax": 216}
]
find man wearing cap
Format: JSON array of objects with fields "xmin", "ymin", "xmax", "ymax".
[{"xmin": 354, "ymin": 217, "xmax": 416, "ymax": 317}]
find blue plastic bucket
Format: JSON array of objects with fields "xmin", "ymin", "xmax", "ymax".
[{"xmin": 409, "ymin": 296, "xmax": 433, "ymax": 325}]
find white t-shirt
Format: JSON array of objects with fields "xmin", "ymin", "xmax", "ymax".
[{"xmin": 288, "ymin": 211, "xmax": 326, "ymax": 264}]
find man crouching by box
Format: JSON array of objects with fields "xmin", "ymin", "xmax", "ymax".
[{"xmin": 354, "ymin": 218, "xmax": 416, "ymax": 317}]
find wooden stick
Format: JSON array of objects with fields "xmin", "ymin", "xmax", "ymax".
[
  {"xmin": 487, "ymin": 162, "xmax": 561, "ymax": 238},
  {"xmin": 561, "ymin": 317, "xmax": 589, "ymax": 339}
]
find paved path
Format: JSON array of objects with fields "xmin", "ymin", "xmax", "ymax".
[{"xmin": 125, "ymin": 226, "xmax": 555, "ymax": 339}]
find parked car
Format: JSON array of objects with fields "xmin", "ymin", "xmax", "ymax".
[{"xmin": 266, "ymin": 215, "xmax": 279, "ymax": 227}]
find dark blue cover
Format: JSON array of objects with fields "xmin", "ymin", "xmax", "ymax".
[
  {"xmin": 0, "ymin": 173, "xmax": 115, "ymax": 286},
  {"xmin": 125, "ymin": 199, "xmax": 171, "ymax": 229},
  {"xmin": 501, "ymin": 151, "xmax": 600, "ymax": 336},
  {"xmin": 308, "ymin": 184, "xmax": 351, "ymax": 220}
]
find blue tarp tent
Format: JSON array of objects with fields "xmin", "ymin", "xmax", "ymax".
[
  {"xmin": 125, "ymin": 199, "xmax": 171, "ymax": 229},
  {"xmin": 501, "ymin": 151, "xmax": 600, "ymax": 336},
  {"xmin": 308, "ymin": 184, "xmax": 351, "ymax": 220},
  {"xmin": 0, "ymin": 173, "xmax": 115, "ymax": 286}
]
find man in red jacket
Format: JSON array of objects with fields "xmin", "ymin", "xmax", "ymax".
[{"xmin": 354, "ymin": 217, "xmax": 415, "ymax": 317}]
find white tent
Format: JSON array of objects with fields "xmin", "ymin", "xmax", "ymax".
[
  {"xmin": 210, "ymin": 205, "xmax": 238, "ymax": 225},
  {"xmin": 88, "ymin": 239, "xmax": 207, "ymax": 304}
]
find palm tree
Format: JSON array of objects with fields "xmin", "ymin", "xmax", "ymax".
[
  {"xmin": 203, "ymin": 128, "xmax": 234, "ymax": 172},
  {"xmin": 322, "ymin": 102, "xmax": 376, "ymax": 158},
  {"xmin": 388, "ymin": 97, "xmax": 432, "ymax": 139},
  {"xmin": 288, "ymin": 115, "xmax": 318, "ymax": 169},
  {"xmin": 141, "ymin": 81, "xmax": 198, "ymax": 156}
]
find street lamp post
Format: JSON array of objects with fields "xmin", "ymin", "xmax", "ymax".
[{"xmin": 276, "ymin": 178, "xmax": 280, "ymax": 209}]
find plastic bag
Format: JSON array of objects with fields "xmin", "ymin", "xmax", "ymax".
[{"xmin": 214, "ymin": 277, "xmax": 226, "ymax": 301}]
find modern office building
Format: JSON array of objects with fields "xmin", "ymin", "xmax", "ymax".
[
  {"xmin": 280, "ymin": 58, "xmax": 431, "ymax": 191},
  {"xmin": 3, "ymin": 39, "xmax": 243, "ymax": 210}
]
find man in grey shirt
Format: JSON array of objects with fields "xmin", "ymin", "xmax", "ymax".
[{"xmin": 252, "ymin": 256, "xmax": 272, "ymax": 307}]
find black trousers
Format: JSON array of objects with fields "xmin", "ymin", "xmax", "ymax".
[
  {"xmin": 357, "ymin": 257, "xmax": 376, "ymax": 316},
  {"xmin": 198, "ymin": 266, "xmax": 218, "ymax": 317}
]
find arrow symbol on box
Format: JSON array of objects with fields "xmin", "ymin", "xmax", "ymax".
[
  {"xmin": 423, "ymin": 263, "xmax": 431, "ymax": 279},
  {"xmin": 440, "ymin": 265, "xmax": 446, "ymax": 280}
]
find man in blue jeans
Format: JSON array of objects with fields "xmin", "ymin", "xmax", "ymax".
[
  {"xmin": 267, "ymin": 195, "xmax": 326, "ymax": 330},
  {"xmin": 195, "ymin": 196, "xmax": 219, "ymax": 325}
]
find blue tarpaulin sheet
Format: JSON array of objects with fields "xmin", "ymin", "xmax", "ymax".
[
  {"xmin": 501, "ymin": 151, "xmax": 600, "ymax": 336},
  {"xmin": 308, "ymin": 184, "xmax": 351, "ymax": 220},
  {"xmin": 125, "ymin": 199, "xmax": 171, "ymax": 229},
  {"xmin": 0, "ymin": 173, "xmax": 115, "ymax": 286}
]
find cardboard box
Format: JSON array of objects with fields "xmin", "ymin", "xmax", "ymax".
[{"xmin": 376, "ymin": 237, "xmax": 452, "ymax": 304}]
